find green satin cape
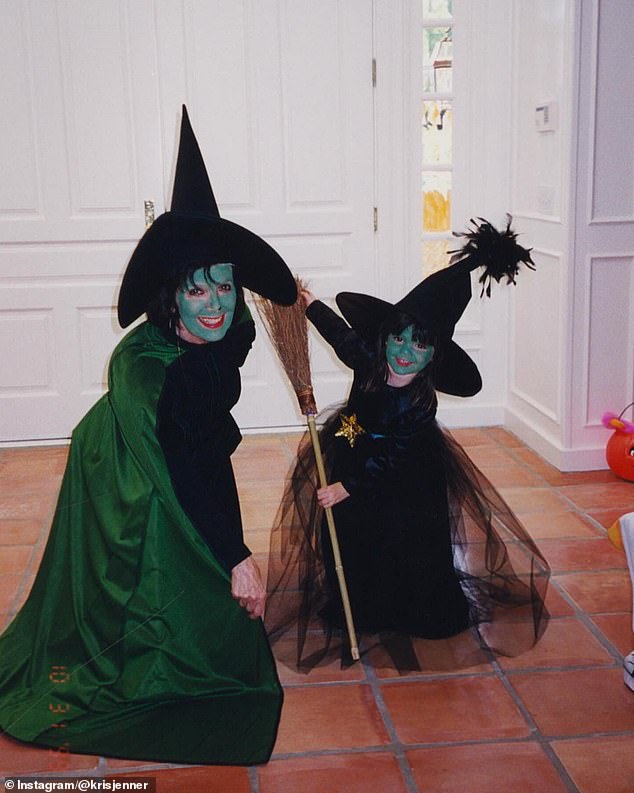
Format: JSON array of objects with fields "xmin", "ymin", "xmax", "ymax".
[{"xmin": 0, "ymin": 323, "xmax": 282, "ymax": 765}]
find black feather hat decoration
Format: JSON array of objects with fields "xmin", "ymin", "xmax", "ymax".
[{"xmin": 449, "ymin": 214, "xmax": 535, "ymax": 297}]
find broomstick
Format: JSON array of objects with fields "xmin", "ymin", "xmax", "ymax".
[{"xmin": 256, "ymin": 277, "xmax": 360, "ymax": 661}]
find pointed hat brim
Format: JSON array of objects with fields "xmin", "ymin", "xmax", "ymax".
[{"xmin": 117, "ymin": 212, "xmax": 297, "ymax": 327}]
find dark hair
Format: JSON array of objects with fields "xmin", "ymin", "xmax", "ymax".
[
  {"xmin": 146, "ymin": 262, "xmax": 245, "ymax": 329},
  {"xmin": 361, "ymin": 310, "xmax": 439, "ymax": 409}
]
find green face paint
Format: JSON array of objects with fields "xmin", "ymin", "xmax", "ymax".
[
  {"xmin": 385, "ymin": 325, "xmax": 434, "ymax": 376},
  {"xmin": 175, "ymin": 263, "xmax": 236, "ymax": 343}
]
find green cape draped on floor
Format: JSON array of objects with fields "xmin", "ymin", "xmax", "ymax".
[{"xmin": 0, "ymin": 322, "xmax": 282, "ymax": 765}]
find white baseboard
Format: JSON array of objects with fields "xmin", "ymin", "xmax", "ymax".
[
  {"xmin": 505, "ymin": 408, "xmax": 609, "ymax": 472},
  {"xmin": 0, "ymin": 437, "xmax": 71, "ymax": 449}
]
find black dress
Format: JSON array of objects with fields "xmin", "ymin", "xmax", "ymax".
[{"xmin": 265, "ymin": 301, "xmax": 550, "ymax": 671}]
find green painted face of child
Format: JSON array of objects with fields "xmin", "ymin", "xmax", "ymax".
[
  {"xmin": 385, "ymin": 325, "xmax": 434, "ymax": 376},
  {"xmin": 175, "ymin": 264, "xmax": 236, "ymax": 344}
]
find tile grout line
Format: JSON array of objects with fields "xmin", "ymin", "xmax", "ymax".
[
  {"xmin": 480, "ymin": 428, "xmax": 629, "ymax": 792},
  {"xmin": 492, "ymin": 658, "xmax": 581, "ymax": 793},
  {"xmin": 2, "ymin": 432, "xmax": 632, "ymax": 786},
  {"xmin": 247, "ymin": 764, "xmax": 260, "ymax": 793},
  {"xmin": 481, "ymin": 428, "xmax": 630, "ymax": 665},
  {"xmin": 362, "ymin": 661, "xmax": 421, "ymax": 793}
]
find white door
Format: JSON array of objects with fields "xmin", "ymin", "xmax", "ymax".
[
  {"xmin": 0, "ymin": 0, "xmax": 375, "ymax": 442},
  {"xmin": 0, "ymin": 0, "xmax": 163, "ymax": 442},
  {"xmin": 155, "ymin": 0, "xmax": 376, "ymax": 429}
]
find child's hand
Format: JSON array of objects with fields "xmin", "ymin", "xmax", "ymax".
[
  {"xmin": 317, "ymin": 482, "xmax": 350, "ymax": 508},
  {"xmin": 301, "ymin": 288, "xmax": 317, "ymax": 309}
]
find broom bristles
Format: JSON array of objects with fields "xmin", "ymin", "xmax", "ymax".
[{"xmin": 255, "ymin": 276, "xmax": 317, "ymax": 415}]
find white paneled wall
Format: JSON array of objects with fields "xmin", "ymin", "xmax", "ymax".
[{"xmin": 507, "ymin": 0, "xmax": 634, "ymax": 470}]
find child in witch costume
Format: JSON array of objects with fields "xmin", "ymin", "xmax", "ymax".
[
  {"xmin": 265, "ymin": 219, "xmax": 550, "ymax": 671},
  {"xmin": 0, "ymin": 107, "xmax": 296, "ymax": 764}
]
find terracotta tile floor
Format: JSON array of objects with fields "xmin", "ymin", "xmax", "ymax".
[{"xmin": 1, "ymin": 427, "xmax": 633, "ymax": 793}]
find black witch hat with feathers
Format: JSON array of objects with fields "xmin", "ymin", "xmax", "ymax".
[
  {"xmin": 336, "ymin": 215, "xmax": 534, "ymax": 397},
  {"xmin": 117, "ymin": 105, "xmax": 296, "ymax": 328}
]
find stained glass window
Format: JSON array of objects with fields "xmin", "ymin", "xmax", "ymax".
[
  {"xmin": 422, "ymin": 28, "xmax": 453, "ymax": 93},
  {"xmin": 422, "ymin": 0, "xmax": 452, "ymax": 16},
  {"xmin": 421, "ymin": 1, "xmax": 453, "ymax": 275}
]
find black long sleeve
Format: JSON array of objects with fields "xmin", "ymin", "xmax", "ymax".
[
  {"xmin": 155, "ymin": 320, "xmax": 255, "ymax": 571},
  {"xmin": 306, "ymin": 300, "xmax": 372, "ymax": 370}
]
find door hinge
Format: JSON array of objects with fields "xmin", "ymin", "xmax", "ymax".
[
  {"xmin": 373, "ymin": 206, "xmax": 378, "ymax": 232},
  {"xmin": 372, "ymin": 58, "xmax": 377, "ymax": 87}
]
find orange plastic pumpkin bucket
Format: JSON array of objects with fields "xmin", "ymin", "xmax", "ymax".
[{"xmin": 602, "ymin": 401, "xmax": 634, "ymax": 482}]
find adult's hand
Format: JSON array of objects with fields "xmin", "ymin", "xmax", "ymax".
[
  {"xmin": 317, "ymin": 481, "xmax": 350, "ymax": 509},
  {"xmin": 231, "ymin": 556, "xmax": 266, "ymax": 619}
]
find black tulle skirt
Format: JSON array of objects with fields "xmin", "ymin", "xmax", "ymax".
[{"xmin": 265, "ymin": 410, "xmax": 550, "ymax": 673}]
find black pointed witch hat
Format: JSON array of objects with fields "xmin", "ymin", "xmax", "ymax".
[
  {"xmin": 117, "ymin": 106, "xmax": 296, "ymax": 327},
  {"xmin": 336, "ymin": 216, "xmax": 534, "ymax": 397}
]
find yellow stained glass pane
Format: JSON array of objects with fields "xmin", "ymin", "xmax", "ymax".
[
  {"xmin": 422, "ymin": 171, "xmax": 451, "ymax": 232},
  {"xmin": 422, "ymin": 99, "xmax": 452, "ymax": 165},
  {"xmin": 422, "ymin": 238, "xmax": 453, "ymax": 277}
]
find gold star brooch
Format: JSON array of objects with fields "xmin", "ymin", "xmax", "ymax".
[{"xmin": 335, "ymin": 413, "xmax": 366, "ymax": 447}]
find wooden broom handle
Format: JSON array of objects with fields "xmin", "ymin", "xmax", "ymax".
[{"xmin": 306, "ymin": 414, "xmax": 360, "ymax": 661}]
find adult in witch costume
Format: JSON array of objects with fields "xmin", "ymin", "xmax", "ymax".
[
  {"xmin": 265, "ymin": 219, "xmax": 550, "ymax": 671},
  {"xmin": 0, "ymin": 107, "xmax": 296, "ymax": 764}
]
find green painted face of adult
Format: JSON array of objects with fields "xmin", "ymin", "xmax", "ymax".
[
  {"xmin": 175, "ymin": 264, "xmax": 236, "ymax": 344},
  {"xmin": 385, "ymin": 325, "xmax": 434, "ymax": 377}
]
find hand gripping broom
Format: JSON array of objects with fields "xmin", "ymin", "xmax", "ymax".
[{"xmin": 255, "ymin": 279, "xmax": 360, "ymax": 661}]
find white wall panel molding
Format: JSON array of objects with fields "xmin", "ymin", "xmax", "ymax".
[
  {"xmin": 279, "ymin": 1, "xmax": 347, "ymax": 209},
  {"xmin": 0, "ymin": 0, "xmax": 163, "ymax": 244},
  {"xmin": 266, "ymin": 233, "xmax": 351, "ymax": 278},
  {"xmin": 587, "ymin": 0, "xmax": 634, "ymax": 224},
  {"xmin": 185, "ymin": 0, "xmax": 257, "ymax": 211},
  {"xmin": 0, "ymin": 277, "xmax": 122, "ymax": 442},
  {"xmin": 509, "ymin": 247, "xmax": 563, "ymax": 424},
  {"xmin": 512, "ymin": 212, "xmax": 563, "ymax": 226},
  {"xmin": 58, "ymin": 0, "xmax": 138, "ymax": 218},
  {"xmin": 590, "ymin": 216, "xmax": 634, "ymax": 227},
  {"xmin": 0, "ymin": 0, "xmax": 42, "ymax": 221},
  {"xmin": 0, "ymin": 241, "xmax": 137, "ymax": 281},
  {"xmin": 580, "ymin": 254, "xmax": 634, "ymax": 430},
  {"xmin": 510, "ymin": 0, "xmax": 570, "ymax": 222},
  {"xmin": 568, "ymin": 0, "xmax": 634, "ymax": 462},
  {"xmin": 76, "ymin": 306, "xmax": 121, "ymax": 394},
  {"xmin": 0, "ymin": 310, "xmax": 56, "ymax": 396}
]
